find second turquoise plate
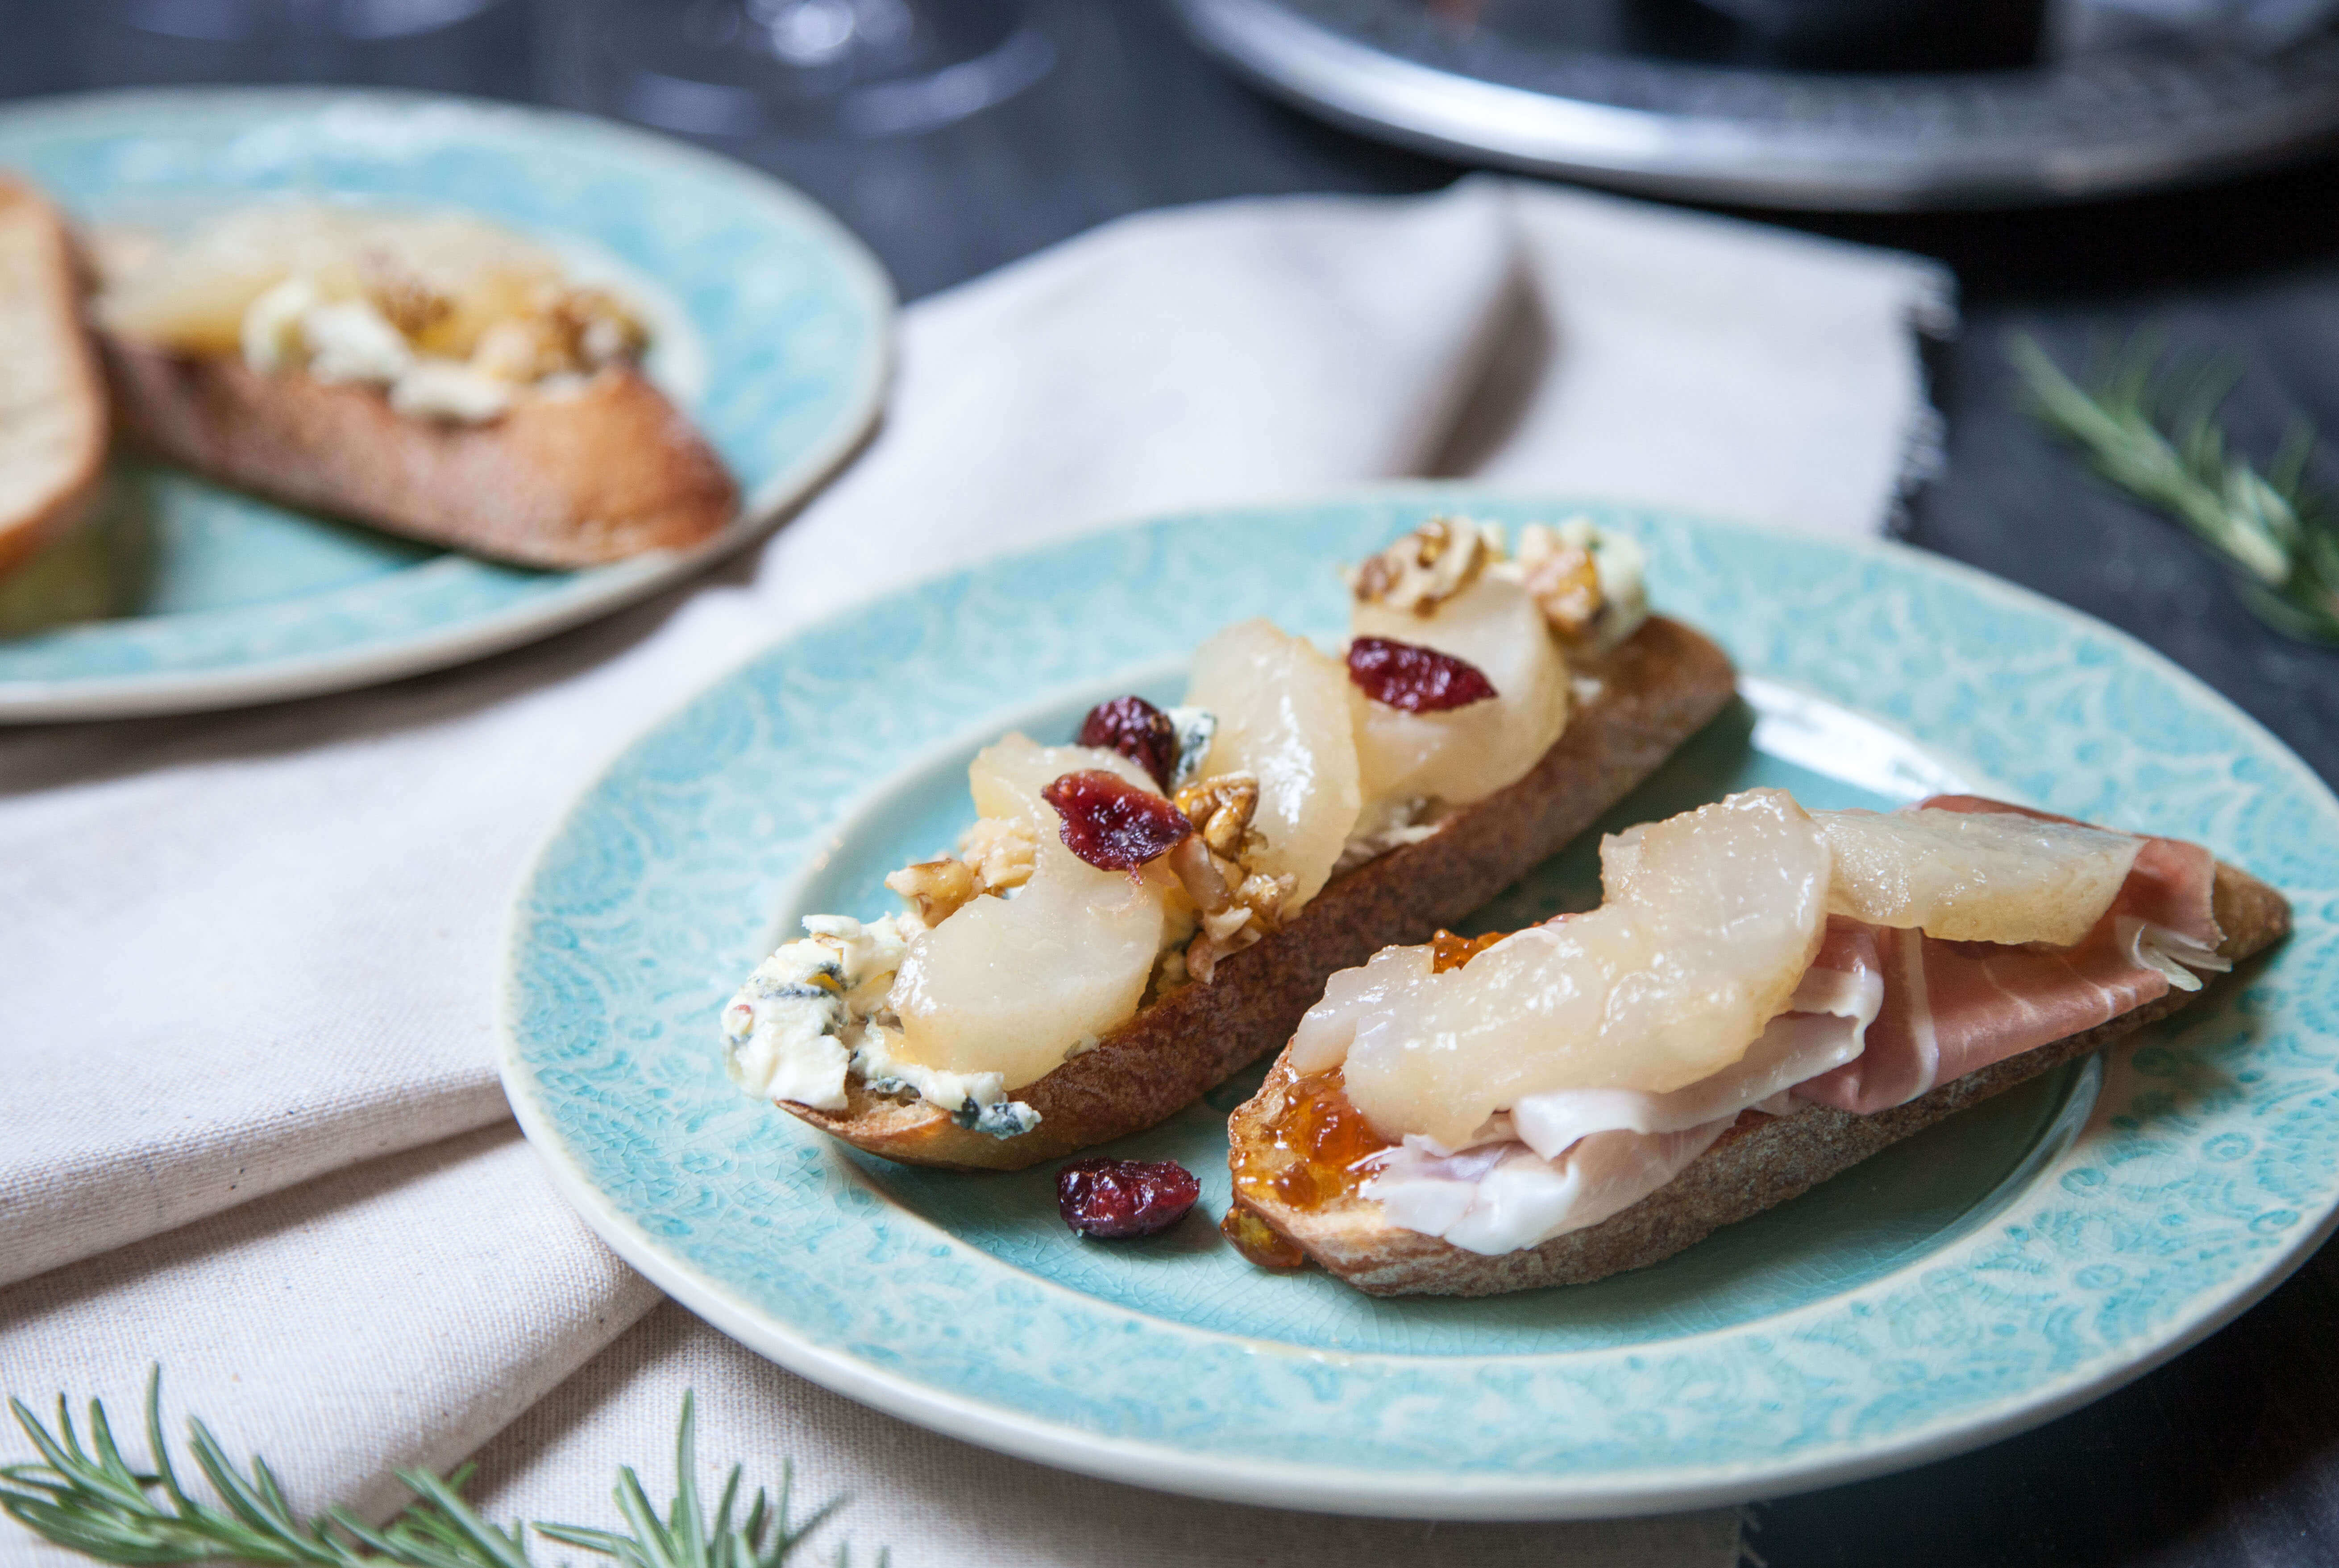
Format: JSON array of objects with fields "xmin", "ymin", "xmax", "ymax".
[{"xmin": 0, "ymin": 89, "xmax": 892, "ymax": 722}]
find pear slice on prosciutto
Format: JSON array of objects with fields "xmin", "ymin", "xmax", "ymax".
[
  {"xmin": 1304, "ymin": 789, "xmax": 1832, "ymax": 1149},
  {"xmin": 1816, "ymin": 805, "xmax": 2141, "ymax": 947}
]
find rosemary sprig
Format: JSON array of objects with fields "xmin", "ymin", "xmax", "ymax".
[
  {"xmin": 2011, "ymin": 331, "xmax": 2339, "ymax": 643},
  {"xmin": 0, "ymin": 1372, "xmax": 881, "ymax": 1568}
]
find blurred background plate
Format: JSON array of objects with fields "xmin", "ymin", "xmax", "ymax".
[
  {"xmin": 0, "ymin": 88, "xmax": 893, "ymax": 723},
  {"xmin": 501, "ymin": 490, "xmax": 2339, "ymax": 1517},
  {"xmin": 1168, "ymin": 0, "xmax": 2339, "ymax": 207}
]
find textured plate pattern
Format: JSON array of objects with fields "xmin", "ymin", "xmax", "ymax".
[
  {"xmin": 0, "ymin": 89, "xmax": 892, "ymax": 721},
  {"xmin": 500, "ymin": 493, "xmax": 2339, "ymax": 1517}
]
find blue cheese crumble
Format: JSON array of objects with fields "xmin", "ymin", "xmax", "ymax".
[
  {"xmin": 1165, "ymin": 705, "xmax": 1217, "ymax": 790},
  {"xmin": 721, "ymin": 913, "xmax": 1040, "ymax": 1137}
]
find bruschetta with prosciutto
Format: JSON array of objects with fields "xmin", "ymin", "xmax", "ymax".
[{"xmin": 1221, "ymin": 789, "xmax": 2289, "ymax": 1295}]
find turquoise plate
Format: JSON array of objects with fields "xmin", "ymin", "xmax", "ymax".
[
  {"xmin": 499, "ymin": 492, "xmax": 2339, "ymax": 1517},
  {"xmin": 0, "ymin": 90, "xmax": 891, "ymax": 723}
]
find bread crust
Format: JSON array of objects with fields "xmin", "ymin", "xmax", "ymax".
[
  {"xmin": 99, "ymin": 333, "xmax": 735, "ymax": 568},
  {"xmin": 0, "ymin": 178, "xmax": 108, "ymax": 577},
  {"xmin": 1226, "ymin": 860, "xmax": 2293, "ymax": 1297},
  {"xmin": 791, "ymin": 614, "xmax": 1738, "ymax": 1170}
]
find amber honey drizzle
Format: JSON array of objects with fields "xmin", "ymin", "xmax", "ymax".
[
  {"xmin": 1430, "ymin": 927, "xmax": 1508, "ymax": 973},
  {"xmin": 1230, "ymin": 1068, "xmax": 1396, "ymax": 1217},
  {"xmin": 1220, "ymin": 1207, "xmax": 1306, "ymax": 1269},
  {"xmin": 1225, "ymin": 929, "xmax": 1516, "ymax": 1268}
]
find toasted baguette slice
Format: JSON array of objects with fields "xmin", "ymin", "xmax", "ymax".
[
  {"xmin": 0, "ymin": 178, "xmax": 108, "ymax": 577},
  {"xmin": 790, "ymin": 614, "xmax": 1737, "ymax": 1171},
  {"xmin": 1226, "ymin": 861, "xmax": 2291, "ymax": 1297},
  {"xmin": 99, "ymin": 333, "xmax": 735, "ymax": 568}
]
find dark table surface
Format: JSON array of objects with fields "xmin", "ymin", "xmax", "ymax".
[{"xmin": 11, "ymin": 3, "xmax": 2339, "ymax": 1563}]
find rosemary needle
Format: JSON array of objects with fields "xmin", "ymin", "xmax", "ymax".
[
  {"xmin": 2011, "ymin": 331, "xmax": 2339, "ymax": 644},
  {"xmin": 0, "ymin": 1371, "xmax": 883, "ymax": 1568}
]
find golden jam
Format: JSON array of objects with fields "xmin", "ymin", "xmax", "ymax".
[
  {"xmin": 1231, "ymin": 1069, "xmax": 1396, "ymax": 1215},
  {"xmin": 1219, "ymin": 1207, "xmax": 1307, "ymax": 1269},
  {"xmin": 1224, "ymin": 929, "xmax": 1517, "ymax": 1267},
  {"xmin": 1430, "ymin": 927, "xmax": 1507, "ymax": 973}
]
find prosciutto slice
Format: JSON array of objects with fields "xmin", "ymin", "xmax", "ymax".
[
  {"xmin": 1371, "ymin": 1124, "xmax": 1735, "ymax": 1257},
  {"xmin": 1794, "ymin": 796, "xmax": 2224, "ymax": 1115}
]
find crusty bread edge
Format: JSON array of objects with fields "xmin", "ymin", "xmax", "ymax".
[
  {"xmin": 99, "ymin": 333, "xmax": 736, "ymax": 568},
  {"xmin": 1226, "ymin": 860, "xmax": 2293, "ymax": 1297},
  {"xmin": 789, "ymin": 614, "xmax": 1739, "ymax": 1170},
  {"xmin": 0, "ymin": 177, "xmax": 108, "ymax": 577}
]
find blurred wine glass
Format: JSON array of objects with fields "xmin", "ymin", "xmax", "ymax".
[
  {"xmin": 547, "ymin": 0, "xmax": 1058, "ymax": 140},
  {"xmin": 114, "ymin": 0, "xmax": 502, "ymax": 40},
  {"xmin": 56, "ymin": 0, "xmax": 530, "ymax": 91}
]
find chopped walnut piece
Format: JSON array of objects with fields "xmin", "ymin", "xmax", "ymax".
[
  {"xmin": 1516, "ymin": 523, "xmax": 1605, "ymax": 640},
  {"xmin": 1234, "ymin": 870, "xmax": 1297, "ymax": 932},
  {"xmin": 1149, "ymin": 945, "xmax": 1192, "ymax": 1000},
  {"xmin": 958, "ymin": 817, "xmax": 1036, "ymax": 892},
  {"xmin": 1183, "ymin": 865, "xmax": 1294, "ymax": 983},
  {"xmin": 1159, "ymin": 769, "xmax": 1299, "ymax": 985},
  {"xmin": 465, "ymin": 315, "xmax": 567, "ymax": 384},
  {"xmin": 1183, "ymin": 917, "xmax": 1255, "ymax": 985},
  {"xmin": 358, "ymin": 254, "xmax": 453, "ymax": 339},
  {"xmin": 1347, "ymin": 517, "xmax": 1501, "ymax": 616},
  {"xmin": 444, "ymin": 284, "xmax": 650, "ymax": 385},
  {"xmin": 1166, "ymin": 835, "xmax": 1233, "ymax": 916},
  {"xmin": 1174, "ymin": 772, "xmax": 1260, "ymax": 858},
  {"xmin": 885, "ymin": 857, "xmax": 977, "ymax": 925},
  {"xmin": 554, "ymin": 286, "xmax": 649, "ymax": 366},
  {"xmin": 1202, "ymin": 906, "xmax": 1255, "ymax": 943},
  {"xmin": 886, "ymin": 811, "xmax": 1045, "ymax": 928}
]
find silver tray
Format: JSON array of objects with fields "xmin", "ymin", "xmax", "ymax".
[{"xmin": 1169, "ymin": 0, "xmax": 2339, "ymax": 208}]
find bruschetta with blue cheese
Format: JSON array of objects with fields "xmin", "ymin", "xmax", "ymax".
[
  {"xmin": 722, "ymin": 517, "xmax": 1737, "ymax": 1171},
  {"xmin": 90, "ymin": 203, "xmax": 734, "ymax": 568}
]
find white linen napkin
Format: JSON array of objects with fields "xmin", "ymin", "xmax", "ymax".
[{"xmin": 0, "ymin": 174, "xmax": 1951, "ymax": 1568}]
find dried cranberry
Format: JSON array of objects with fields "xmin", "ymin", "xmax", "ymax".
[
  {"xmin": 1077, "ymin": 696, "xmax": 1177, "ymax": 789},
  {"xmin": 1346, "ymin": 636, "xmax": 1498, "ymax": 713},
  {"xmin": 1057, "ymin": 1157, "xmax": 1201, "ymax": 1238},
  {"xmin": 1041, "ymin": 769, "xmax": 1191, "ymax": 871}
]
